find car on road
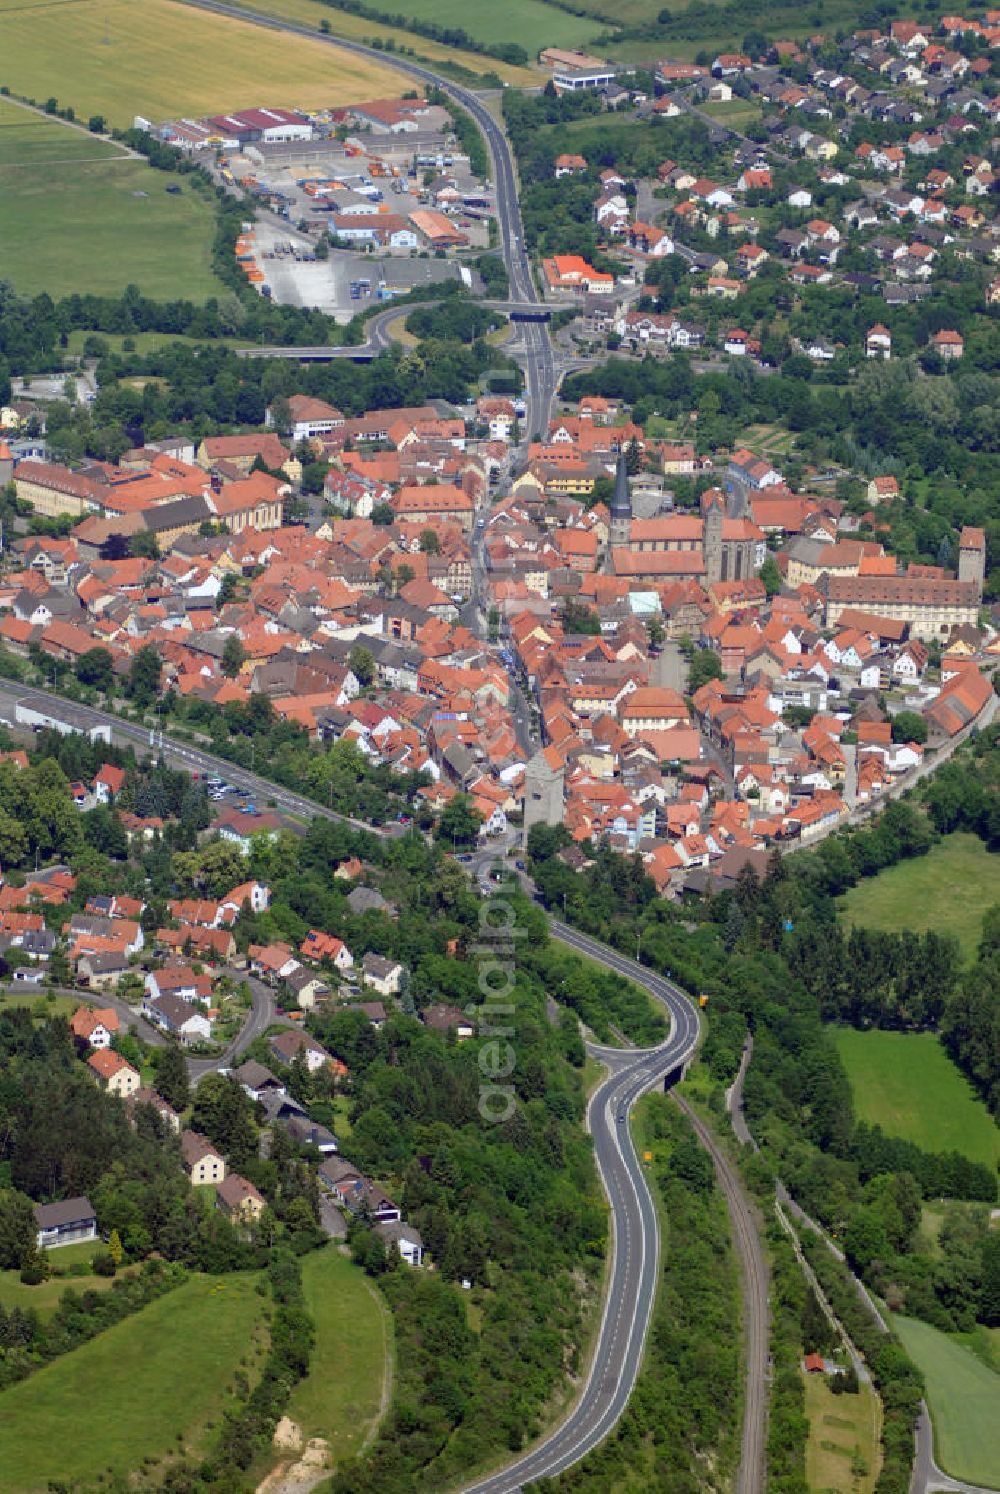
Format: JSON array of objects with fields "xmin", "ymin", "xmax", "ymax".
[
  {"xmin": 515, "ymin": 859, "xmax": 525, "ymax": 871},
  {"xmin": 617, "ymin": 1110, "xmax": 627, "ymax": 1124}
]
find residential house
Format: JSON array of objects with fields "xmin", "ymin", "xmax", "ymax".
[
  {"xmin": 180, "ymin": 1130, "xmax": 226, "ymax": 1186},
  {"xmin": 34, "ymin": 1197, "xmax": 98, "ymax": 1250},
  {"xmin": 69, "ymin": 1005, "xmax": 119, "ymax": 1049},
  {"xmin": 87, "ymin": 1048, "xmax": 141, "ymax": 1097},
  {"xmin": 269, "ymin": 1028, "xmax": 334, "ymax": 1073},
  {"xmin": 216, "ymin": 1173, "xmax": 266, "ymax": 1224},
  {"xmin": 362, "ymin": 953, "xmax": 405, "ymax": 996}
]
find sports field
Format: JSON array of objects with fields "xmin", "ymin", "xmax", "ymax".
[
  {"xmin": 0, "ymin": 153, "xmax": 226, "ymax": 299},
  {"xmin": 891, "ymin": 1314, "xmax": 1000, "ymax": 1486},
  {"xmin": 0, "ymin": 0, "xmax": 399, "ymax": 125},
  {"xmin": 279, "ymin": 1246, "xmax": 390, "ymax": 1464},
  {"xmin": 803, "ymin": 1373, "xmax": 880, "ymax": 1494},
  {"xmin": 0, "ymin": 1272, "xmax": 265, "ymax": 1490},
  {"xmin": 835, "ymin": 1028, "xmax": 1000, "ymax": 1171},
  {"xmin": 838, "ymin": 832, "xmax": 1000, "ymax": 961}
]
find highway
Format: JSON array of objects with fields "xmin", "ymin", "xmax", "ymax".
[
  {"xmin": 462, "ymin": 919, "xmax": 703, "ymax": 1494},
  {"xmin": 181, "ymin": 0, "xmax": 559, "ymax": 436}
]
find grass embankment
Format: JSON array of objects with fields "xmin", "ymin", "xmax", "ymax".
[
  {"xmin": 0, "ymin": 1272, "xmax": 265, "ymax": 1491},
  {"xmin": 0, "ymin": 0, "xmax": 399, "ymax": 123},
  {"xmin": 281, "ymin": 1246, "xmax": 390, "ymax": 1465},
  {"xmin": 890, "ymin": 1313, "xmax": 1000, "ymax": 1487},
  {"xmin": 834, "ymin": 1028, "xmax": 1000, "ymax": 1171},
  {"xmin": 803, "ymin": 1372, "xmax": 880, "ymax": 1494},
  {"xmin": 838, "ymin": 831, "xmax": 1000, "ymax": 962}
]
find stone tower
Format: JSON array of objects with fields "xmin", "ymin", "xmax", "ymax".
[
  {"xmin": 702, "ymin": 488, "xmax": 724, "ymax": 586},
  {"xmin": 958, "ymin": 525, "xmax": 986, "ymax": 600},
  {"xmin": 608, "ymin": 450, "xmax": 632, "ymax": 552},
  {"xmin": 523, "ymin": 747, "xmax": 565, "ymax": 848}
]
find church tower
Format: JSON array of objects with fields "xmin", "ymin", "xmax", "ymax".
[
  {"xmin": 609, "ymin": 450, "xmax": 632, "ymax": 551},
  {"xmin": 702, "ymin": 488, "xmax": 724, "ymax": 586}
]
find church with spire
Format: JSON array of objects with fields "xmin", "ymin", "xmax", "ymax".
[{"xmin": 608, "ymin": 450, "xmax": 632, "ymax": 552}]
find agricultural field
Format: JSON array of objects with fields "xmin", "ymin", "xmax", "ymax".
[
  {"xmin": 891, "ymin": 1314, "xmax": 1000, "ymax": 1487},
  {"xmin": 803, "ymin": 1373, "xmax": 880, "ymax": 1494},
  {"xmin": 834, "ymin": 1028, "xmax": 1000, "ymax": 1171},
  {"xmin": 838, "ymin": 832, "xmax": 1000, "ymax": 962},
  {"xmin": 0, "ymin": 157, "xmax": 225, "ymax": 299},
  {"xmin": 275, "ymin": 1246, "xmax": 390, "ymax": 1466},
  {"xmin": 0, "ymin": 1272, "xmax": 266, "ymax": 1491},
  {"xmin": 195, "ymin": 0, "xmax": 537, "ymax": 84},
  {"xmin": 0, "ymin": 0, "xmax": 399, "ymax": 125}
]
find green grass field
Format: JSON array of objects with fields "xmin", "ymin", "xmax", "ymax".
[
  {"xmin": 839, "ymin": 832, "xmax": 1000, "ymax": 961},
  {"xmin": 803, "ymin": 1372, "xmax": 880, "ymax": 1494},
  {"xmin": 0, "ymin": 0, "xmax": 399, "ymax": 125},
  {"xmin": 281, "ymin": 1247, "xmax": 389, "ymax": 1464},
  {"xmin": 0, "ymin": 1272, "xmax": 265, "ymax": 1491},
  {"xmin": 835, "ymin": 1028, "xmax": 1000, "ymax": 1171},
  {"xmin": 0, "ymin": 156, "xmax": 226, "ymax": 299},
  {"xmin": 235, "ymin": 0, "xmax": 537, "ymax": 82},
  {"xmin": 0, "ymin": 97, "xmax": 126, "ymax": 167},
  {"xmin": 0, "ymin": 1265, "xmax": 128, "ymax": 1317},
  {"xmin": 891, "ymin": 1314, "xmax": 1000, "ymax": 1486},
  {"xmin": 0, "ymin": 992, "xmax": 79, "ymax": 1021},
  {"xmin": 358, "ymin": 0, "xmax": 599, "ymax": 49},
  {"xmin": 64, "ymin": 329, "xmax": 250, "ymax": 355}
]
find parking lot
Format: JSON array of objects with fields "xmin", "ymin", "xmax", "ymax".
[
  {"xmin": 252, "ymin": 217, "xmax": 473, "ymax": 319},
  {"xmin": 218, "ymin": 132, "xmax": 492, "ymax": 319}
]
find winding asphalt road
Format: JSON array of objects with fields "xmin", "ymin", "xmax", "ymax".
[
  {"xmin": 180, "ymin": 0, "xmax": 558, "ymax": 436},
  {"xmin": 460, "ymin": 921, "xmax": 702, "ymax": 1494}
]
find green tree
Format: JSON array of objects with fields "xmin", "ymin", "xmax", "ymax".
[
  {"xmin": 155, "ymin": 1041, "xmax": 190, "ymax": 1111},
  {"xmin": 688, "ymin": 649, "xmax": 724, "ymax": 691},
  {"xmin": 349, "ymin": 645, "xmax": 375, "ymax": 688},
  {"xmin": 222, "ymin": 634, "xmax": 246, "ymax": 679},
  {"xmin": 127, "ymin": 644, "xmax": 161, "ymax": 708},
  {"xmin": 131, "ymin": 530, "xmax": 160, "ymax": 560},
  {"xmin": 0, "ymin": 1188, "xmax": 35, "ymax": 1269},
  {"xmin": 419, "ymin": 528, "xmax": 441, "ymax": 554},
  {"xmin": 75, "ymin": 647, "xmax": 114, "ymax": 692},
  {"xmin": 269, "ymin": 396, "xmax": 292, "ymax": 438},
  {"xmin": 562, "ymin": 599, "xmax": 601, "ymax": 636},
  {"xmin": 758, "ymin": 554, "xmax": 782, "ymax": 597},
  {"xmin": 434, "ymin": 793, "xmax": 483, "ymax": 848},
  {"xmin": 891, "ymin": 710, "xmax": 928, "ymax": 745},
  {"xmin": 108, "ymin": 1227, "xmax": 124, "ymax": 1266}
]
